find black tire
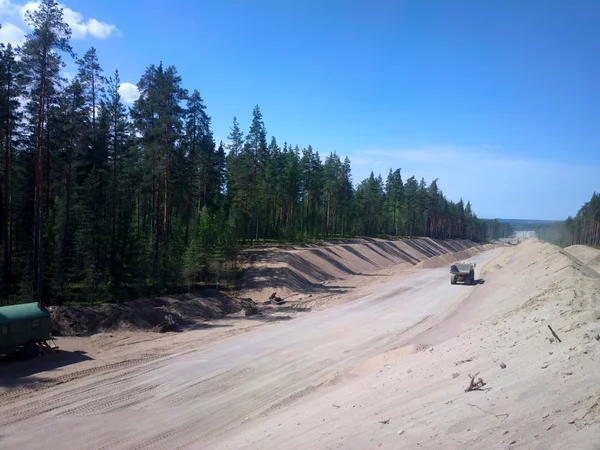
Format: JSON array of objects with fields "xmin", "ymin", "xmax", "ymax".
[
  {"xmin": 17, "ymin": 341, "xmax": 39, "ymax": 360},
  {"xmin": 451, "ymin": 274, "xmax": 457, "ymax": 285},
  {"xmin": 469, "ymin": 272, "xmax": 475, "ymax": 285}
]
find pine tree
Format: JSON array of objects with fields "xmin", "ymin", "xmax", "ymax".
[
  {"xmin": 245, "ymin": 105, "xmax": 267, "ymax": 242},
  {"xmin": 403, "ymin": 176, "xmax": 419, "ymax": 237},
  {"xmin": 0, "ymin": 42, "xmax": 23, "ymax": 295},
  {"xmin": 102, "ymin": 70, "xmax": 130, "ymax": 281},
  {"xmin": 131, "ymin": 63, "xmax": 186, "ymax": 276},
  {"xmin": 21, "ymin": 0, "xmax": 73, "ymax": 304},
  {"xmin": 183, "ymin": 90, "xmax": 211, "ymax": 243},
  {"xmin": 385, "ymin": 169, "xmax": 403, "ymax": 236},
  {"xmin": 77, "ymin": 47, "xmax": 104, "ymax": 134}
]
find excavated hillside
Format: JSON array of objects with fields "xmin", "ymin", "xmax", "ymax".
[
  {"xmin": 564, "ymin": 244, "xmax": 600, "ymax": 274},
  {"xmin": 240, "ymin": 237, "xmax": 496, "ymax": 300}
]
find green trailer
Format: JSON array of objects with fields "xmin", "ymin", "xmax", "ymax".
[{"xmin": 0, "ymin": 302, "xmax": 54, "ymax": 358}]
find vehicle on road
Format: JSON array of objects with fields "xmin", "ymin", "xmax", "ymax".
[
  {"xmin": 0, "ymin": 303, "xmax": 54, "ymax": 358},
  {"xmin": 450, "ymin": 262, "xmax": 476, "ymax": 285}
]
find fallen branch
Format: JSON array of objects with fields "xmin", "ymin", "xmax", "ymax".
[
  {"xmin": 468, "ymin": 403, "xmax": 509, "ymax": 421},
  {"xmin": 548, "ymin": 325, "xmax": 562, "ymax": 343},
  {"xmin": 465, "ymin": 372, "xmax": 487, "ymax": 392}
]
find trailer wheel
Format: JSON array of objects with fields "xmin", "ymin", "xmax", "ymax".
[{"xmin": 17, "ymin": 341, "xmax": 39, "ymax": 360}]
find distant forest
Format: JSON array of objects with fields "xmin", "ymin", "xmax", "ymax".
[
  {"xmin": 535, "ymin": 192, "xmax": 600, "ymax": 248},
  {"xmin": 0, "ymin": 1, "xmax": 510, "ymax": 305}
]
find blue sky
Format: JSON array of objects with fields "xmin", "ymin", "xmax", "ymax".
[{"xmin": 1, "ymin": 0, "xmax": 599, "ymax": 220}]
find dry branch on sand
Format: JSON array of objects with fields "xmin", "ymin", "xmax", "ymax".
[
  {"xmin": 547, "ymin": 324, "xmax": 562, "ymax": 343},
  {"xmin": 465, "ymin": 372, "xmax": 487, "ymax": 392}
]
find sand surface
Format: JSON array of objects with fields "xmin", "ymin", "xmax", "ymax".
[
  {"xmin": 1, "ymin": 239, "xmax": 599, "ymax": 450},
  {"xmin": 564, "ymin": 244, "xmax": 600, "ymax": 274}
]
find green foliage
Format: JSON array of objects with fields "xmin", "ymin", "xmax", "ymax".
[{"xmin": 0, "ymin": 22, "xmax": 513, "ymax": 306}]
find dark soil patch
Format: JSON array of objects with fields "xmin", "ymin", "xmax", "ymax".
[{"xmin": 50, "ymin": 290, "xmax": 256, "ymax": 336}]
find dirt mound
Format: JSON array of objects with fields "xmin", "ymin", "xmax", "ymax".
[
  {"xmin": 416, "ymin": 243, "xmax": 496, "ymax": 269},
  {"xmin": 564, "ymin": 244, "xmax": 600, "ymax": 264},
  {"xmin": 241, "ymin": 237, "xmax": 491, "ymax": 299},
  {"xmin": 564, "ymin": 245, "xmax": 600, "ymax": 274},
  {"xmin": 50, "ymin": 291, "xmax": 255, "ymax": 336}
]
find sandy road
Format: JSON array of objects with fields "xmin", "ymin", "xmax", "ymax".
[{"xmin": 1, "ymin": 248, "xmax": 501, "ymax": 449}]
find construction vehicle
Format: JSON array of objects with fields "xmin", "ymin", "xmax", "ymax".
[
  {"xmin": 450, "ymin": 262, "xmax": 476, "ymax": 285},
  {"xmin": 0, "ymin": 302, "xmax": 55, "ymax": 358}
]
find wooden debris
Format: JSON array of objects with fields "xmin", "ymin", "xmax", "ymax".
[
  {"xmin": 455, "ymin": 358, "xmax": 473, "ymax": 366},
  {"xmin": 266, "ymin": 292, "xmax": 286, "ymax": 305},
  {"xmin": 547, "ymin": 325, "xmax": 562, "ymax": 343},
  {"xmin": 152, "ymin": 314, "xmax": 178, "ymax": 333},
  {"xmin": 465, "ymin": 372, "xmax": 487, "ymax": 392}
]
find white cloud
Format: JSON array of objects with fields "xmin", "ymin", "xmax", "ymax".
[
  {"xmin": 58, "ymin": 4, "xmax": 116, "ymax": 39},
  {"xmin": 118, "ymin": 82, "xmax": 139, "ymax": 105},
  {"xmin": 0, "ymin": 0, "xmax": 118, "ymax": 45},
  {"xmin": 0, "ymin": 22, "xmax": 25, "ymax": 45},
  {"xmin": 86, "ymin": 18, "xmax": 115, "ymax": 39}
]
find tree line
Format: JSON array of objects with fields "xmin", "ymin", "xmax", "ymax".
[
  {"xmin": 0, "ymin": 0, "xmax": 507, "ymax": 306},
  {"xmin": 536, "ymin": 192, "xmax": 600, "ymax": 248}
]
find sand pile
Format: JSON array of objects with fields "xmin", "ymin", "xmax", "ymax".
[
  {"xmin": 416, "ymin": 243, "xmax": 496, "ymax": 269},
  {"xmin": 564, "ymin": 244, "xmax": 600, "ymax": 274},
  {"xmin": 50, "ymin": 291, "xmax": 255, "ymax": 336}
]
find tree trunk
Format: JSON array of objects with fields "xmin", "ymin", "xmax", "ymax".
[
  {"xmin": 185, "ymin": 182, "xmax": 192, "ymax": 245},
  {"xmin": 111, "ymin": 112, "xmax": 118, "ymax": 267},
  {"xmin": 34, "ymin": 47, "xmax": 48, "ymax": 308},
  {"xmin": 61, "ymin": 117, "xmax": 74, "ymax": 287},
  {"xmin": 154, "ymin": 176, "xmax": 160, "ymax": 273},
  {"xmin": 163, "ymin": 123, "xmax": 170, "ymax": 245},
  {"xmin": 3, "ymin": 74, "xmax": 13, "ymax": 291},
  {"xmin": 252, "ymin": 158, "xmax": 257, "ymax": 244},
  {"xmin": 326, "ymin": 192, "xmax": 331, "ymax": 237}
]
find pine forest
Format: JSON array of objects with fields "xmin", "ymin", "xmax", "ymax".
[{"xmin": 0, "ymin": 1, "xmax": 515, "ymax": 305}]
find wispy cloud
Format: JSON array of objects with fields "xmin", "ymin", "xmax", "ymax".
[
  {"xmin": 348, "ymin": 145, "xmax": 599, "ymax": 220},
  {"xmin": 352, "ymin": 156, "xmax": 384, "ymax": 167},
  {"xmin": 0, "ymin": 0, "xmax": 118, "ymax": 46}
]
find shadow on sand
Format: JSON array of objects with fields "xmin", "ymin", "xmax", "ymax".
[{"xmin": 0, "ymin": 349, "xmax": 93, "ymax": 389}]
